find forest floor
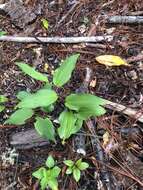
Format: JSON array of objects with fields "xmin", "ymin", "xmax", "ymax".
[{"xmin": 0, "ymin": 0, "xmax": 143, "ymax": 189}]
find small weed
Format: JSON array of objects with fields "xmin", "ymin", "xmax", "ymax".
[
  {"xmin": 5, "ymin": 54, "xmax": 107, "ymax": 142},
  {"xmin": 32, "ymin": 155, "xmax": 61, "ymax": 190},
  {"xmin": 64, "ymin": 158, "xmax": 89, "ymax": 182}
]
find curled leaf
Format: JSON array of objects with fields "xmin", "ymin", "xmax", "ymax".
[{"xmin": 96, "ymin": 55, "xmax": 129, "ymax": 66}]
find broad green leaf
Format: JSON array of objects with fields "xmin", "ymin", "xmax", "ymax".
[
  {"xmin": 46, "ymin": 155, "xmax": 55, "ymax": 168},
  {"xmin": 96, "ymin": 55, "xmax": 129, "ymax": 66},
  {"xmin": 65, "ymin": 93, "xmax": 107, "ymax": 118},
  {"xmin": 0, "ymin": 95, "xmax": 8, "ymax": 103},
  {"xmin": 66, "ymin": 167, "xmax": 73, "ymax": 174},
  {"xmin": 50, "ymin": 166, "xmax": 61, "ymax": 178},
  {"xmin": 47, "ymin": 178, "xmax": 58, "ymax": 190},
  {"xmin": 5, "ymin": 108, "xmax": 34, "ymax": 125},
  {"xmin": 75, "ymin": 159, "xmax": 82, "ymax": 167},
  {"xmin": 65, "ymin": 93, "xmax": 106, "ymax": 110},
  {"xmin": 34, "ymin": 117, "xmax": 55, "ymax": 141},
  {"xmin": 41, "ymin": 18, "xmax": 49, "ymax": 30},
  {"xmin": 17, "ymin": 89, "xmax": 58, "ymax": 109},
  {"xmin": 32, "ymin": 167, "xmax": 46, "ymax": 180},
  {"xmin": 77, "ymin": 106, "xmax": 106, "ymax": 119},
  {"xmin": 73, "ymin": 168, "xmax": 81, "ymax": 182},
  {"xmin": 78, "ymin": 162, "xmax": 89, "ymax": 170},
  {"xmin": 58, "ymin": 111, "xmax": 77, "ymax": 141},
  {"xmin": 41, "ymin": 105, "xmax": 54, "ymax": 113},
  {"xmin": 42, "ymin": 83, "xmax": 52, "ymax": 89},
  {"xmin": 16, "ymin": 62, "xmax": 48, "ymax": 82},
  {"xmin": 53, "ymin": 54, "xmax": 80, "ymax": 87},
  {"xmin": 64, "ymin": 160, "xmax": 74, "ymax": 167},
  {"xmin": 0, "ymin": 31, "xmax": 7, "ymax": 37},
  {"xmin": 41, "ymin": 176, "xmax": 48, "ymax": 190},
  {"xmin": 71, "ymin": 118, "xmax": 83, "ymax": 134},
  {"xmin": 16, "ymin": 91, "xmax": 31, "ymax": 100},
  {"xmin": 0, "ymin": 105, "xmax": 5, "ymax": 112}
]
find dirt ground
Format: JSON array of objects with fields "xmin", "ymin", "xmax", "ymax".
[{"xmin": 1, "ymin": 0, "xmax": 143, "ymax": 189}]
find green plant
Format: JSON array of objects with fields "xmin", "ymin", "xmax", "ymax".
[
  {"xmin": 0, "ymin": 30, "xmax": 7, "ymax": 37},
  {"xmin": 5, "ymin": 54, "xmax": 107, "ymax": 142},
  {"xmin": 41, "ymin": 18, "xmax": 49, "ymax": 30},
  {"xmin": 0, "ymin": 95, "xmax": 8, "ymax": 112},
  {"xmin": 64, "ymin": 158, "xmax": 89, "ymax": 182},
  {"xmin": 32, "ymin": 155, "xmax": 61, "ymax": 190}
]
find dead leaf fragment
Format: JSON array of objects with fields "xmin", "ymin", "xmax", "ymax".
[
  {"xmin": 90, "ymin": 78, "xmax": 97, "ymax": 87},
  {"xmin": 96, "ymin": 55, "xmax": 129, "ymax": 66},
  {"xmin": 103, "ymin": 131, "xmax": 110, "ymax": 146}
]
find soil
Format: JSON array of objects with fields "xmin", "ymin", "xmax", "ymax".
[{"xmin": 1, "ymin": 0, "xmax": 143, "ymax": 189}]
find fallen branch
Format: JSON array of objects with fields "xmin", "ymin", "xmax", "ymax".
[
  {"xmin": 0, "ymin": 35, "xmax": 113, "ymax": 43},
  {"xmin": 105, "ymin": 100, "xmax": 143, "ymax": 123},
  {"xmin": 107, "ymin": 16, "xmax": 143, "ymax": 24}
]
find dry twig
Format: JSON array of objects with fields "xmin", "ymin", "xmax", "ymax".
[
  {"xmin": 105, "ymin": 100, "xmax": 143, "ymax": 123},
  {"xmin": 107, "ymin": 16, "xmax": 143, "ymax": 24},
  {"xmin": 0, "ymin": 35, "xmax": 113, "ymax": 43}
]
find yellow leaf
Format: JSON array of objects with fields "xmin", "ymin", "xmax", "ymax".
[{"xmin": 96, "ymin": 55, "xmax": 129, "ymax": 66}]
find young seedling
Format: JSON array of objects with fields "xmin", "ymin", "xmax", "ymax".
[
  {"xmin": 63, "ymin": 158, "xmax": 89, "ymax": 182},
  {"xmin": 32, "ymin": 155, "xmax": 61, "ymax": 190},
  {"xmin": 5, "ymin": 53, "xmax": 107, "ymax": 142}
]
